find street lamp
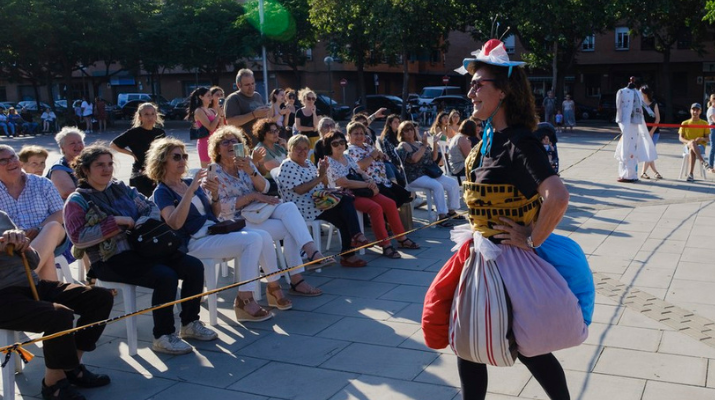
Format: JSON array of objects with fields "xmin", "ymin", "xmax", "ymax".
[{"xmin": 324, "ymin": 56, "xmax": 334, "ymax": 116}]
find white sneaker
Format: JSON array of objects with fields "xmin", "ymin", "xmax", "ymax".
[
  {"xmin": 180, "ymin": 320, "xmax": 218, "ymax": 341},
  {"xmin": 152, "ymin": 333, "xmax": 193, "ymax": 354}
]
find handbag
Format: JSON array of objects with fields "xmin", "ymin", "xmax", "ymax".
[
  {"xmin": 312, "ymin": 189, "xmax": 345, "ymax": 211},
  {"xmin": 378, "ymin": 183, "xmax": 412, "ymax": 208},
  {"xmin": 208, "ymin": 218, "xmax": 246, "ymax": 235},
  {"xmin": 424, "ymin": 162, "xmax": 443, "ymax": 178},
  {"xmin": 189, "ymin": 125, "xmax": 210, "ymax": 140},
  {"xmin": 346, "ymin": 168, "xmax": 375, "ymax": 197},
  {"xmin": 241, "ymin": 201, "xmax": 278, "ymax": 224},
  {"xmin": 126, "ymin": 218, "xmax": 182, "ymax": 260}
]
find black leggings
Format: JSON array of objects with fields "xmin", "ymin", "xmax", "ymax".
[{"xmin": 457, "ymin": 353, "xmax": 570, "ymax": 400}]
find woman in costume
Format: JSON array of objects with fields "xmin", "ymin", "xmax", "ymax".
[{"xmin": 422, "ymin": 39, "xmax": 593, "ymax": 400}]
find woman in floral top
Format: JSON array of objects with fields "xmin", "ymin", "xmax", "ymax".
[
  {"xmin": 278, "ymin": 134, "xmax": 369, "ymax": 268},
  {"xmin": 347, "ymin": 121, "xmax": 412, "ymax": 208},
  {"xmin": 208, "ymin": 127, "xmax": 330, "ymax": 296},
  {"xmin": 396, "ymin": 120, "xmax": 461, "ymax": 228},
  {"xmin": 324, "ymin": 130, "xmax": 419, "ymax": 259},
  {"xmin": 377, "ymin": 114, "xmax": 406, "ymax": 186}
]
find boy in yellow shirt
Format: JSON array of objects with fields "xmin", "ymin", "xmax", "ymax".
[{"xmin": 679, "ymin": 103, "xmax": 711, "ymax": 181}]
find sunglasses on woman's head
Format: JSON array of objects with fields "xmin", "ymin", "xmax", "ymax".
[
  {"xmin": 330, "ymin": 139, "xmax": 346, "ymax": 147},
  {"xmin": 220, "ymin": 139, "xmax": 239, "ymax": 146},
  {"xmin": 172, "ymin": 153, "xmax": 189, "ymax": 161}
]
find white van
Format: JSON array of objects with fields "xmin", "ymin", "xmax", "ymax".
[
  {"xmin": 117, "ymin": 93, "xmax": 151, "ymax": 108},
  {"xmin": 417, "ymin": 86, "xmax": 462, "ymax": 105}
]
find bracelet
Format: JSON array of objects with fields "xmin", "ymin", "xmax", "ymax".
[{"xmin": 212, "ymin": 197, "xmax": 219, "ymax": 203}]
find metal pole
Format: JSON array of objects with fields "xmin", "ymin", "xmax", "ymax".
[{"xmin": 259, "ymin": 0, "xmax": 269, "ymax": 100}]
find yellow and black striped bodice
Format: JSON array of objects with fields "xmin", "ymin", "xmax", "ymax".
[{"xmin": 463, "ymin": 142, "xmax": 542, "ymax": 238}]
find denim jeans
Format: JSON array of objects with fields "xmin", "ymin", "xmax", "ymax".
[{"xmin": 709, "ymin": 129, "xmax": 715, "ymax": 167}]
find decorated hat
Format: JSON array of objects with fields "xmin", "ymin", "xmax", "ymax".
[{"xmin": 455, "ymin": 39, "xmax": 526, "ymax": 77}]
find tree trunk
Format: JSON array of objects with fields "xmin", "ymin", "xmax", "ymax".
[
  {"xmin": 661, "ymin": 50, "xmax": 673, "ymax": 123},
  {"xmin": 357, "ymin": 59, "xmax": 366, "ymax": 110},
  {"xmin": 401, "ymin": 50, "xmax": 410, "ymax": 119},
  {"xmin": 551, "ymin": 41, "xmax": 558, "ymax": 95}
]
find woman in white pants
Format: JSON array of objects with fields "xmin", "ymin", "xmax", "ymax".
[
  {"xmin": 395, "ymin": 120, "xmax": 461, "ymax": 227},
  {"xmin": 147, "ymin": 137, "xmax": 277, "ymax": 323},
  {"xmin": 208, "ymin": 126, "xmax": 330, "ymax": 298}
]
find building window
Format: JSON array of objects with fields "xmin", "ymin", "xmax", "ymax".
[
  {"xmin": 677, "ymin": 32, "xmax": 692, "ymax": 50},
  {"xmin": 504, "ymin": 35, "xmax": 515, "ymax": 54},
  {"xmin": 303, "ymin": 48, "xmax": 313, "ymax": 61},
  {"xmin": 582, "ymin": 35, "xmax": 595, "ymax": 51},
  {"xmin": 641, "ymin": 34, "xmax": 655, "ymax": 51},
  {"xmin": 615, "ymin": 27, "xmax": 629, "ymax": 50},
  {"xmin": 430, "ymin": 50, "xmax": 441, "ymax": 63},
  {"xmin": 584, "ymin": 74, "xmax": 600, "ymax": 97}
]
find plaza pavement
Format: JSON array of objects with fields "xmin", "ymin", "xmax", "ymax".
[{"xmin": 1, "ymin": 119, "xmax": 715, "ymax": 399}]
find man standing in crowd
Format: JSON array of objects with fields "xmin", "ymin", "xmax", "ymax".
[
  {"xmin": 679, "ymin": 102, "xmax": 712, "ymax": 181},
  {"xmin": 224, "ymin": 68, "xmax": 271, "ymax": 145},
  {"xmin": 542, "ymin": 90, "xmax": 557, "ymax": 125}
]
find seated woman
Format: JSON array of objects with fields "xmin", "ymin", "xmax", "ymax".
[
  {"xmin": 447, "ymin": 119, "xmax": 480, "ymax": 182},
  {"xmin": 346, "ymin": 121, "xmax": 413, "ymax": 209},
  {"xmin": 252, "ymin": 117, "xmax": 287, "ymax": 178},
  {"xmin": 209, "ymin": 127, "xmax": 330, "ymax": 296},
  {"xmin": 377, "ymin": 114, "xmax": 406, "ymax": 186},
  {"xmin": 313, "ymin": 116, "xmax": 337, "ymax": 164},
  {"xmin": 18, "ymin": 145, "xmax": 49, "ymax": 176},
  {"xmin": 396, "ymin": 120, "xmax": 462, "ymax": 227},
  {"xmin": 47, "ymin": 127, "xmax": 85, "ymax": 199},
  {"xmin": 278, "ymin": 135, "xmax": 369, "ymax": 268},
  {"xmin": 64, "ymin": 145, "xmax": 218, "ymax": 355},
  {"xmin": 41, "ymin": 108, "xmax": 57, "ymax": 133},
  {"xmin": 147, "ymin": 137, "xmax": 281, "ymax": 319},
  {"xmin": 324, "ymin": 130, "xmax": 419, "ymax": 259},
  {"xmin": 0, "ymin": 145, "xmax": 67, "ymax": 281},
  {"xmin": 0, "ymin": 211, "xmax": 113, "ymax": 400}
]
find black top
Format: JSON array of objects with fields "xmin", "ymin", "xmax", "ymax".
[
  {"xmin": 469, "ymin": 125, "xmax": 555, "ymax": 198},
  {"xmin": 643, "ymin": 101, "xmax": 660, "ymax": 134},
  {"xmin": 296, "ymin": 108, "xmax": 319, "ymax": 137},
  {"xmin": 112, "ymin": 127, "xmax": 166, "ymax": 175}
]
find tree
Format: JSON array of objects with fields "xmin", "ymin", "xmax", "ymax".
[
  {"xmin": 380, "ymin": 0, "xmax": 460, "ymax": 118},
  {"xmin": 243, "ymin": 0, "xmax": 317, "ymax": 88},
  {"xmin": 618, "ymin": 0, "xmax": 710, "ymax": 122},
  {"xmin": 309, "ymin": 0, "xmax": 385, "ymax": 107},
  {"xmin": 457, "ymin": 0, "xmax": 616, "ymax": 106}
]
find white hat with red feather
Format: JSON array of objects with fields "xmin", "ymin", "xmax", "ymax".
[{"xmin": 455, "ymin": 39, "xmax": 526, "ymax": 77}]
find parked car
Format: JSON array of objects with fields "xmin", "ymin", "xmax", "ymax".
[
  {"xmin": 168, "ymin": 99, "xmax": 189, "ymax": 120},
  {"xmin": 354, "ymin": 95, "xmax": 404, "ymax": 115},
  {"xmin": 431, "ymin": 95, "xmax": 472, "ymax": 116},
  {"xmin": 0, "ymin": 102, "xmax": 16, "ymax": 110},
  {"xmin": 597, "ymin": 93, "xmax": 617, "ymax": 121},
  {"xmin": 316, "ymin": 94, "xmax": 351, "ymax": 121},
  {"xmin": 16, "ymin": 100, "xmax": 53, "ymax": 113},
  {"xmin": 416, "ymin": 86, "xmax": 462, "ymax": 106}
]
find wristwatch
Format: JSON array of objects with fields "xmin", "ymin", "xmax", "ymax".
[{"xmin": 526, "ymin": 236, "xmax": 540, "ymax": 249}]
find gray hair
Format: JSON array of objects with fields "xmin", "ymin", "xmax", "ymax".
[
  {"xmin": 54, "ymin": 127, "xmax": 86, "ymax": 153},
  {"xmin": 236, "ymin": 68, "xmax": 254, "ymax": 85},
  {"xmin": 317, "ymin": 117, "xmax": 338, "ymax": 135},
  {"xmin": 287, "ymin": 134, "xmax": 310, "ymax": 152},
  {"xmin": 0, "ymin": 144, "xmax": 14, "ymax": 155}
]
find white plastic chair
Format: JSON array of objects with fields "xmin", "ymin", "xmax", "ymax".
[
  {"xmin": 0, "ymin": 329, "xmax": 22, "ymax": 400},
  {"xmin": 396, "ymin": 152, "xmax": 436, "ymax": 226},
  {"xmin": 679, "ymin": 146, "xmax": 708, "ymax": 180},
  {"xmin": 95, "ymin": 280, "xmax": 139, "ymax": 356},
  {"xmin": 55, "ymin": 255, "xmax": 75, "ymax": 283}
]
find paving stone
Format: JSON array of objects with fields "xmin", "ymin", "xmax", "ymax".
[
  {"xmin": 150, "ymin": 382, "xmax": 268, "ymax": 400},
  {"xmin": 658, "ymin": 330, "xmax": 715, "ymax": 359},
  {"xmin": 314, "ymin": 296, "xmax": 410, "ymax": 320},
  {"xmin": 379, "ymin": 284, "xmax": 428, "ymax": 303},
  {"xmin": 521, "ymin": 369, "xmax": 645, "ymax": 400},
  {"xmin": 261, "ymin": 310, "xmax": 343, "ymax": 336},
  {"xmin": 321, "ymin": 343, "xmax": 438, "ymax": 380},
  {"xmin": 228, "ymin": 362, "xmax": 356, "ymax": 400},
  {"xmin": 236, "ymin": 333, "xmax": 348, "ymax": 367},
  {"xmin": 553, "ymin": 343, "xmax": 604, "ymax": 372},
  {"xmin": 620, "ymin": 264, "xmax": 674, "ymax": 289},
  {"xmin": 639, "ymin": 238, "xmax": 686, "ymax": 253},
  {"xmin": 642, "ymin": 380, "xmax": 715, "ymax": 400},
  {"xmin": 594, "ymin": 347, "xmax": 707, "ymax": 385},
  {"xmin": 317, "ymin": 278, "xmax": 398, "ymax": 299},
  {"xmin": 590, "ymin": 304, "xmax": 624, "ymax": 325},
  {"xmin": 673, "ymin": 261, "xmax": 715, "ymax": 283},
  {"xmin": 317, "ymin": 317, "xmax": 421, "ymax": 347},
  {"xmin": 372, "ymin": 269, "xmax": 437, "ymax": 287},
  {"xmin": 667, "ymin": 279, "xmax": 715, "ymax": 305},
  {"xmin": 583, "ymin": 322, "xmax": 661, "ymax": 352},
  {"xmin": 328, "ymin": 375, "xmax": 458, "ymax": 400},
  {"xmin": 617, "ymin": 308, "xmax": 673, "ymax": 331},
  {"xmin": 72, "ymin": 368, "xmax": 176, "ymax": 400},
  {"xmin": 387, "ymin": 303, "xmax": 424, "ymax": 324},
  {"xmin": 160, "ymin": 351, "xmax": 268, "ymax": 388},
  {"xmin": 708, "ymin": 359, "xmax": 715, "ymax": 389}
]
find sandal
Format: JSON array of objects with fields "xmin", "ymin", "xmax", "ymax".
[
  {"xmin": 447, "ymin": 211, "xmax": 465, "ymax": 220},
  {"xmin": 289, "ymin": 279, "xmax": 322, "ymax": 297},
  {"xmin": 350, "ymin": 233, "xmax": 370, "ymax": 248},
  {"xmin": 654, "ymin": 173, "xmax": 663, "ymax": 180},
  {"xmin": 382, "ymin": 245, "xmax": 401, "ymax": 259},
  {"xmin": 266, "ymin": 284, "xmax": 292, "ymax": 310},
  {"xmin": 641, "ymin": 173, "xmax": 650, "ymax": 179},
  {"xmin": 234, "ymin": 297, "xmax": 273, "ymax": 322},
  {"xmin": 306, "ymin": 250, "xmax": 336, "ymax": 269},
  {"xmin": 437, "ymin": 220, "xmax": 455, "ymax": 228},
  {"xmin": 397, "ymin": 238, "xmax": 420, "ymax": 249},
  {"xmin": 340, "ymin": 256, "xmax": 367, "ymax": 268}
]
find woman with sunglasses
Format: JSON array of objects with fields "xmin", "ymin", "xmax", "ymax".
[
  {"xmin": 64, "ymin": 145, "xmax": 218, "ymax": 355},
  {"xmin": 209, "ymin": 126, "xmax": 330, "ymax": 295},
  {"xmin": 253, "ymin": 118, "xmax": 288, "ymax": 178},
  {"xmin": 294, "ymin": 88, "xmax": 321, "ymax": 149},
  {"xmin": 187, "ymin": 87, "xmax": 225, "ymax": 168},
  {"xmin": 325, "ymin": 129, "xmax": 419, "ymax": 260},
  {"xmin": 422, "ymin": 40, "xmax": 589, "ymax": 400},
  {"xmin": 147, "ymin": 137, "xmax": 277, "ymax": 322}
]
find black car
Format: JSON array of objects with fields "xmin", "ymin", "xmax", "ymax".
[
  {"xmin": 316, "ymin": 94, "xmax": 351, "ymax": 121},
  {"xmin": 431, "ymin": 95, "xmax": 472, "ymax": 116},
  {"xmin": 354, "ymin": 95, "xmax": 404, "ymax": 115},
  {"xmin": 575, "ymin": 102, "xmax": 598, "ymax": 120},
  {"xmin": 168, "ymin": 99, "xmax": 189, "ymax": 120}
]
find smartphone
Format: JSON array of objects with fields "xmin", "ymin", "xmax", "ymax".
[
  {"xmin": 233, "ymin": 143, "xmax": 245, "ymax": 158},
  {"xmin": 207, "ymin": 164, "xmax": 216, "ymax": 180}
]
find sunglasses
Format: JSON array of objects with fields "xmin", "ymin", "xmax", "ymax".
[
  {"xmin": 268, "ymin": 128, "xmax": 280, "ymax": 133},
  {"xmin": 330, "ymin": 139, "xmax": 347, "ymax": 147},
  {"xmin": 220, "ymin": 139, "xmax": 239, "ymax": 146},
  {"xmin": 0, "ymin": 154, "xmax": 18, "ymax": 166},
  {"xmin": 306, "ymin": 96, "xmax": 316, "ymax": 101},
  {"xmin": 470, "ymin": 78, "xmax": 497, "ymax": 90},
  {"xmin": 171, "ymin": 153, "xmax": 189, "ymax": 162}
]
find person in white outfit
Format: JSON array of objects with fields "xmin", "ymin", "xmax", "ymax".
[
  {"xmin": 147, "ymin": 137, "xmax": 276, "ymax": 323},
  {"xmin": 614, "ymin": 77, "xmax": 656, "ymax": 182}
]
